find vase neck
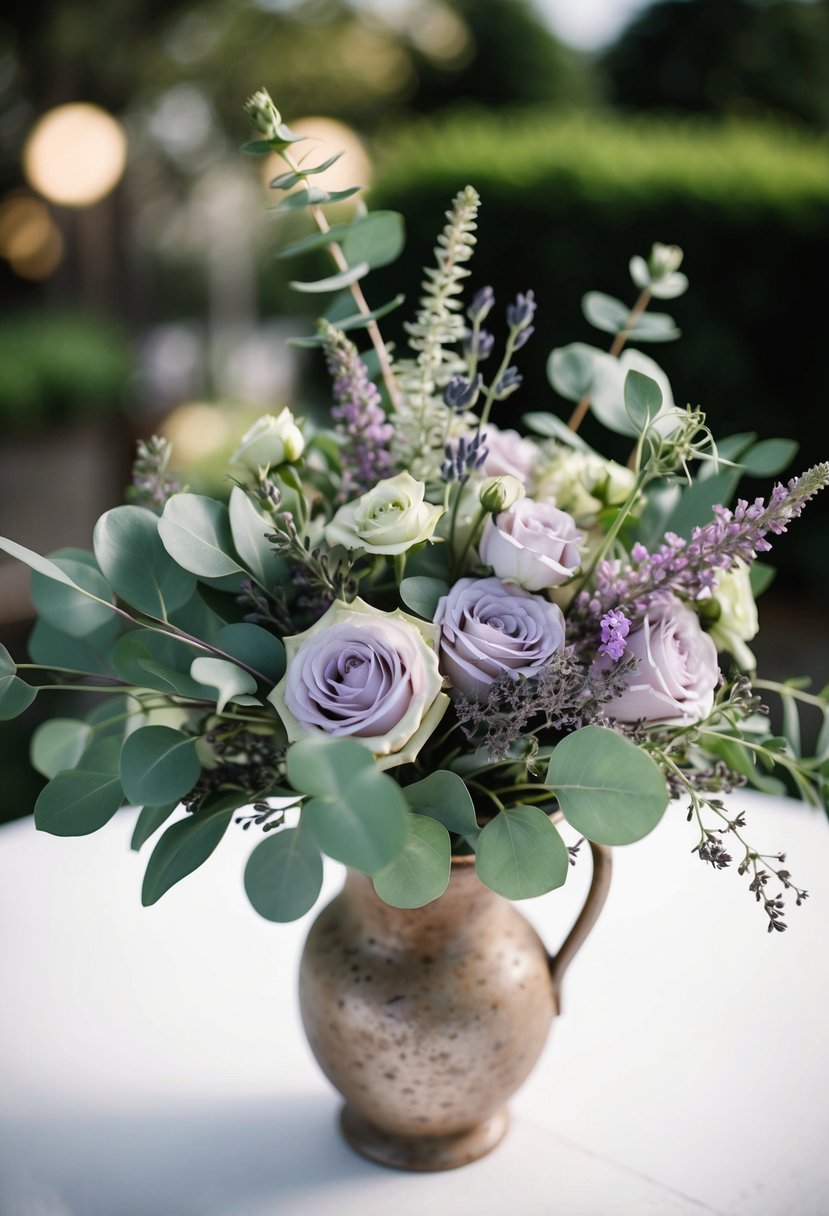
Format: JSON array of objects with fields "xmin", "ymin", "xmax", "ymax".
[{"xmin": 342, "ymin": 861, "xmax": 505, "ymax": 951}]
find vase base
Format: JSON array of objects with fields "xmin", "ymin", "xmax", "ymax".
[{"xmin": 339, "ymin": 1104, "xmax": 509, "ymax": 1172}]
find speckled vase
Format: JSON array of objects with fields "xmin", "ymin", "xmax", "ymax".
[{"xmin": 298, "ymin": 842, "xmax": 611, "ymax": 1171}]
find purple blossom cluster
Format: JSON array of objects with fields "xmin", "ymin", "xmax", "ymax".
[
  {"xmin": 322, "ymin": 323, "xmax": 394, "ymax": 501},
  {"xmin": 574, "ymin": 464, "xmax": 829, "ymax": 636}
]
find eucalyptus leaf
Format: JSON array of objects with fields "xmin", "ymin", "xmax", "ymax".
[
  {"xmin": 290, "ymin": 261, "xmax": 369, "ymax": 294},
  {"xmin": 662, "ymin": 471, "xmax": 740, "ymax": 540},
  {"xmin": 131, "ymin": 803, "xmax": 179, "ymax": 851},
  {"xmin": 28, "ymin": 617, "xmax": 120, "ymax": 676},
  {"xmin": 31, "ymin": 557, "xmax": 115, "ymax": 638},
  {"xmin": 189, "ymin": 657, "xmax": 258, "ymax": 713},
  {"xmin": 302, "ymin": 764, "xmax": 408, "ymax": 873},
  {"xmin": 35, "ymin": 738, "xmax": 125, "ymax": 836},
  {"xmin": 0, "ymin": 537, "xmax": 80, "ymax": 588},
  {"xmin": 399, "ymin": 576, "xmax": 448, "ymax": 621},
  {"xmin": 475, "ymin": 806, "xmax": 569, "ymax": 899},
  {"xmin": 228, "ymin": 487, "xmax": 284, "ymax": 587},
  {"xmin": 341, "ymin": 211, "xmax": 404, "ymax": 270},
  {"xmin": 547, "ymin": 342, "xmax": 599, "ymax": 402},
  {"xmin": 93, "ymin": 505, "xmax": 196, "ymax": 619},
  {"xmin": 547, "ymin": 726, "xmax": 669, "ymax": 846},
  {"xmin": 522, "ymin": 412, "xmax": 591, "ymax": 451},
  {"xmin": 0, "ymin": 643, "xmax": 37, "ymax": 720},
  {"xmin": 582, "ymin": 291, "xmax": 630, "ymax": 335},
  {"xmin": 290, "ymin": 294, "xmax": 405, "ymax": 347},
  {"xmin": 30, "ymin": 718, "xmax": 93, "ymax": 778},
  {"xmin": 120, "ymin": 725, "xmax": 201, "ymax": 806},
  {"xmin": 217, "ymin": 623, "xmax": 286, "ymax": 685},
  {"xmin": 159, "ymin": 495, "xmax": 243, "ymax": 579},
  {"xmin": 141, "ymin": 796, "xmax": 235, "ymax": 906},
  {"xmin": 404, "ymin": 770, "xmax": 479, "ymax": 837},
  {"xmin": 244, "ymin": 826, "xmax": 324, "ymax": 922},
  {"xmin": 628, "ymin": 312, "xmax": 680, "ymax": 343},
  {"xmin": 286, "ymin": 735, "xmax": 373, "ymax": 800},
  {"xmin": 624, "ymin": 369, "xmax": 663, "ymax": 432},
  {"xmin": 749, "ymin": 562, "xmax": 776, "ymax": 597},
  {"xmin": 739, "ymin": 439, "xmax": 799, "ymax": 477},
  {"xmin": 372, "ymin": 815, "xmax": 451, "ymax": 908}
]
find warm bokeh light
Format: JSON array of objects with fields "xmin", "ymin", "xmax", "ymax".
[
  {"xmin": 23, "ymin": 103, "xmax": 128, "ymax": 208},
  {"xmin": 160, "ymin": 401, "xmax": 235, "ymax": 465},
  {"xmin": 0, "ymin": 192, "xmax": 64, "ymax": 279},
  {"xmin": 262, "ymin": 117, "xmax": 371, "ymax": 198}
]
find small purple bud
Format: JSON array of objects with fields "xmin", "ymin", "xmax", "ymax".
[
  {"xmin": 506, "ymin": 289, "xmax": 536, "ymax": 331},
  {"xmin": 444, "ymin": 373, "xmax": 483, "ymax": 412},
  {"xmin": 467, "ymin": 286, "xmax": 495, "ymax": 324},
  {"xmin": 494, "ymin": 366, "xmax": 523, "ymax": 399}
]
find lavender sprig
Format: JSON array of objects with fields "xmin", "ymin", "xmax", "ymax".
[
  {"xmin": 576, "ymin": 463, "xmax": 829, "ymax": 629},
  {"xmin": 321, "ymin": 321, "xmax": 394, "ymax": 502},
  {"xmin": 129, "ymin": 436, "xmax": 181, "ymax": 510}
]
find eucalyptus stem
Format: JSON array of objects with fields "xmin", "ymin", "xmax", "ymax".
[{"xmin": 567, "ymin": 287, "xmax": 652, "ymax": 433}]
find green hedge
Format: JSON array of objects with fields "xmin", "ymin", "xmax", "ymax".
[{"xmin": 367, "ymin": 107, "xmax": 829, "ymax": 591}]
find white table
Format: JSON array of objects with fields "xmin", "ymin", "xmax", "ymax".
[{"xmin": 1, "ymin": 791, "xmax": 827, "ymax": 1216}]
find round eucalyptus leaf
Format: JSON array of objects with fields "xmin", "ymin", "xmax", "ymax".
[
  {"xmin": 286, "ymin": 735, "xmax": 373, "ymax": 800},
  {"xmin": 0, "ymin": 655, "xmax": 37, "ymax": 719},
  {"xmin": 30, "ymin": 718, "xmax": 93, "ymax": 778},
  {"xmin": 28, "ymin": 617, "xmax": 120, "ymax": 676},
  {"xmin": 546, "ymin": 725, "xmax": 669, "ymax": 846},
  {"xmin": 740, "ymin": 438, "xmax": 799, "ymax": 477},
  {"xmin": 303, "ymin": 765, "xmax": 408, "ymax": 874},
  {"xmin": 120, "ymin": 725, "xmax": 201, "ymax": 806},
  {"xmin": 399, "ymin": 577, "xmax": 449, "ymax": 621},
  {"xmin": 158, "ymin": 495, "xmax": 243, "ymax": 579},
  {"xmin": 547, "ymin": 342, "xmax": 598, "ymax": 403},
  {"xmin": 217, "ymin": 623, "xmax": 286, "ymax": 685},
  {"xmin": 582, "ymin": 291, "xmax": 630, "ymax": 335},
  {"xmin": 190, "ymin": 657, "xmax": 257, "ymax": 713},
  {"xmin": 475, "ymin": 806, "xmax": 569, "ymax": 900},
  {"xmin": 31, "ymin": 557, "xmax": 114, "ymax": 638},
  {"xmin": 228, "ymin": 488, "xmax": 285, "ymax": 588},
  {"xmin": 94, "ymin": 505, "xmax": 196, "ymax": 618},
  {"xmin": 372, "ymin": 815, "xmax": 451, "ymax": 909},
  {"xmin": 244, "ymin": 827, "xmax": 324, "ymax": 922},
  {"xmin": 404, "ymin": 770, "xmax": 478, "ymax": 837}
]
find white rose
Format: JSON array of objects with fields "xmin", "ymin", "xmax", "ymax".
[
  {"xmin": 707, "ymin": 562, "xmax": 759, "ymax": 672},
  {"xmin": 534, "ymin": 449, "xmax": 636, "ymax": 519},
  {"xmin": 602, "ymin": 593, "xmax": 720, "ymax": 725},
  {"xmin": 479, "ymin": 498, "xmax": 582, "ymax": 592},
  {"xmin": 325, "ymin": 472, "xmax": 443, "ymax": 556},
  {"xmin": 232, "ymin": 410, "xmax": 305, "ymax": 472},
  {"xmin": 269, "ymin": 598, "xmax": 448, "ymax": 770}
]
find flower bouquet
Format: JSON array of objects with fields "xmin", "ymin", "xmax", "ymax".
[{"xmin": 1, "ymin": 89, "xmax": 827, "ymax": 1166}]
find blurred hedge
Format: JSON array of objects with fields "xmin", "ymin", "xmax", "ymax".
[
  {"xmin": 0, "ymin": 311, "xmax": 133, "ymax": 430},
  {"xmin": 368, "ymin": 107, "xmax": 829, "ymax": 592}
]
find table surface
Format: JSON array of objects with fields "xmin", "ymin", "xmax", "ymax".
[{"xmin": 1, "ymin": 791, "xmax": 827, "ymax": 1216}]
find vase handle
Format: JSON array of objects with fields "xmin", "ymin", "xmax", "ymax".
[{"xmin": 549, "ymin": 841, "xmax": 612, "ymax": 1013}]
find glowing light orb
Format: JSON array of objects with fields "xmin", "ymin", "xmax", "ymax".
[{"xmin": 23, "ymin": 103, "xmax": 127, "ymax": 208}]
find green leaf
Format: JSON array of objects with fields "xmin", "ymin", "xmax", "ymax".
[
  {"xmin": 0, "ymin": 536, "xmax": 81, "ymax": 587},
  {"xmin": 749, "ymin": 561, "xmax": 776, "ymax": 597},
  {"xmin": 475, "ymin": 806, "xmax": 569, "ymax": 899},
  {"xmin": 120, "ymin": 725, "xmax": 201, "ymax": 806},
  {"xmin": 189, "ymin": 657, "xmax": 258, "ymax": 713},
  {"xmin": 582, "ymin": 291, "xmax": 630, "ymax": 335},
  {"xmin": 628, "ymin": 312, "xmax": 680, "ymax": 343},
  {"xmin": 31, "ymin": 557, "xmax": 115, "ymax": 638},
  {"xmin": 240, "ymin": 139, "xmax": 273, "ymax": 154},
  {"xmin": 28, "ymin": 617, "xmax": 119, "ymax": 676},
  {"xmin": 244, "ymin": 825, "xmax": 324, "ymax": 922},
  {"xmin": 131, "ymin": 803, "xmax": 178, "ymax": 851},
  {"xmin": 228, "ymin": 487, "xmax": 284, "ymax": 587},
  {"xmin": 522, "ymin": 411, "xmax": 591, "ymax": 451},
  {"xmin": 372, "ymin": 815, "xmax": 451, "ymax": 908},
  {"xmin": 624, "ymin": 369, "xmax": 663, "ymax": 432},
  {"xmin": 341, "ymin": 211, "xmax": 405, "ymax": 270},
  {"xmin": 289, "ymin": 294, "xmax": 406, "ymax": 347},
  {"xmin": 0, "ymin": 643, "xmax": 37, "ymax": 720},
  {"xmin": 288, "ymin": 738, "xmax": 408, "ymax": 873},
  {"xmin": 30, "ymin": 718, "xmax": 93, "ymax": 778},
  {"xmin": 141, "ymin": 797, "xmax": 235, "ymax": 906},
  {"xmin": 273, "ymin": 186, "xmax": 330, "ymax": 211},
  {"xmin": 113, "ymin": 630, "xmax": 213, "ymax": 699},
  {"xmin": 35, "ymin": 737, "xmax": 125, "ymax": 836},
  {"xmin": 547, "ymin": 726, "xmax": 669, "ymax": 845},
  {"xmin": 662, "ymin": 471, "xmax": 740, "ymax": 540},
  {"xmin": 93, "ymin": 505, "xmax": 196, "ymax": 619},
  {"xmin": 158, "ymin": 495, "xmax": 243, "ymax": 579},
  {"xmin": 547, "ymin": 342, "xmax": 598, "ymax": 402},
  {"xmin": 399, "ymin": 576, "xmax": 448, "ymax": 621},
  {"xmin": 404, "ymin": 770, "xmax": 479, "ymax": 836},
  {"xmin": 740, "ymin": 438, "xmax": 799, "ymax": 477},
  {"xmin": 290, "ymin": 261, "xmax": 369, "ymax": 293},
  {"xmin": 217, "ymin": 623, "xmax": 286, "ymax": 684}
]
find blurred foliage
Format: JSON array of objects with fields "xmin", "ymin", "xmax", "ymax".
[
  {"xmin": 368, "ymin": 107, "xmax": 829, "ymax": 591},
  {"xmin": 0, "ymin": 311, "xmax": 133, "ymax": 428},
  {"xmin": 602, "ymin": 0, "xmax": 829, "ymax": 129}
]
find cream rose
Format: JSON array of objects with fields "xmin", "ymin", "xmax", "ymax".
[
  {"xmin": 707, "ymin": 562, "xmax": 759, "ymax": 672},
  {"xmin": 269, "ymin": 598, "xmax": 448, "ymax": 770},
  {"xmin": 479, "ymin": 498, "xmax": 582, "ymax": 592},
  {"xmin": 325, "ymin": 472, "xmax": 443, "ymax": 556},
  {"xmin": 232, "ymin": 410, "xmax": 305, "ymax": 472}
]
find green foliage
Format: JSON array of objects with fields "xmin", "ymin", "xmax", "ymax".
[
  {"xmin": 130, "ymin": 803, "xmax": 179, "ymax": 852},
  {"xmin": 286, "ymin": 736, "xmax": 408, "ymax": 873},
  {"xmin": 141, "ymin": 797, "xmax": 235, "ymax": 906},
  {"xmin": 34, "ymin": 737, "xmax": 124, "ymax": 837},
  {"xmin": 399, "ymin": 576, "xmax": 449, "ymax": 621},
  {"xmin": 189, "ymin": 657, "xmax": 258, "ymax": 713},
  {"xmin": 372, "ymin": 815, "xmax": 451, "ymax": 909},
  {"xmin": 0, "ymin": 643, "xmax": 37, "ymax": 721},
  {"xmin": 624, "ymin": 370, "xmax": 663, "ymax": 433},
  {"xmin": 30, "ymin": 719, "xmax": 92, "ymax": 778},
  {"xmin": 475, "ymin": 805, "xmax": 569, "ymax": 899},
  {"xmin": 158, "ymin": 495, "xmax": 244, "ymax": 580},
  {"xmin": 120, "ymin": 725, "xmax": 201, "ymax": 806},
  {"xmin": 244, "ymin": 825, "xmax": 324, "ymax": 922},
  {"xmin": 93, "ymin": 506, "xmax": 196, "ymax": 619},
  {"xmin": 547, "ymin": 726, "xmax": 669, "ymax": 846},
  {"xmin": 404, "ymin": 770, "xmax": 479, "ymax": 838}
]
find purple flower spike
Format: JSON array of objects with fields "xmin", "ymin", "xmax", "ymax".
[
  {"xmin": 322, "ymin": 322, "xmax": 394, "ymax": 501},
  {"xmin": 599, "ymin": 609, "xmax": 631, "ymax": 661}
]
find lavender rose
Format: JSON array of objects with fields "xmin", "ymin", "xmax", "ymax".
[
  {"xmin": 434, "ymin": 577, "xmax": 566, "ymax": 699},
  {"xmin": 269, "ymin": 598, "xmax": 448, "ymax": 770},
  {"xmin": 601, "ymin": 593, "xmax": 719, "ymax": 725},
  {"xmin": 479, "ymin": 498, "xmax": 582, "ymax": 592},
  {"xmin": 481, "ymin": 426, "xmax": 540, "ymax": 483}
]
